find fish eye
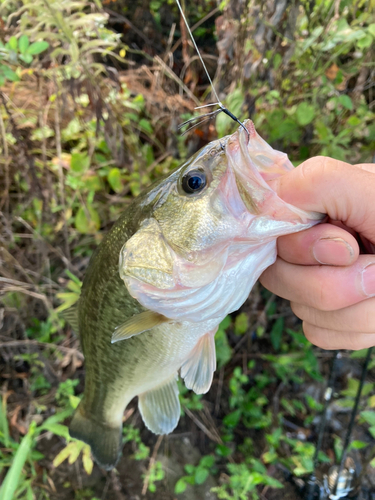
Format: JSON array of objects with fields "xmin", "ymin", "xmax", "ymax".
[{"xmin": 181, "ymin": 169, "xmax": 207, "ymax": 195}]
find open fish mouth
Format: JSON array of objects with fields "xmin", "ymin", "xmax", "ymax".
[{"xmin": 225, "ymin": 119, "xmax": 323, "ymax": 227}]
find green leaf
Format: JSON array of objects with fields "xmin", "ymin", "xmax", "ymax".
[
  {"xmin": 27, "ymin": 41, "xmax": 49, "ymax": 56},
  {"xmin": 0, "ymin": 423, "xmax": 35, "ymax": 500},
  {"xmin": 338, "ymin": 94, "xmax": 353, "ymax": 110},
  {"xmin": 234, "ymin": 312, "xmax": 248, "ymax": 335},
  {"xmin": 75, "ymin": 205, "xmax": 100, "ymax": 234},
  {"xmin": 349, "ymin": 440, "xmax": 368, "ymax": 450},
  {"xmin": 194, "ymin": 467, "xmax": 209, "ymax": 485},
  {"xmin": 361, "ymin": 410, "xmax": 375, "ymax": 426},
  {"xmin": 215, "ymin": 327, "xmax": 232, "ymax": 369},
  {"xmin": 296, "ymin": 103, "xmax": 315, "ymax": 126},
  {"xmin": 215, "ymin": 444, "xmax": 232, "ymax": 457},
  {"xmin": 263, "ymin": 450, "xmax": 278, "ymax": 463},
  {"xmin": 65, "ymin": 269, "xmax": 82, "ymax": 286},
  {"xmin": 264, "ymin": 476, "xmax": 283, "ymax": 488},
  {"xmin": 357, "ymin": 33, "xmax": 373, "ymax": 49},
  {"xmin": 350, "ymin": 349, "xmax": 368, "ymax": 359},
  {"xmin": 2, "ymin": 66, "xmax": 19, "ymax": 82},
  {"xmin": 174, "ymin": 478, "xmax": 187, "ymax": 494},
  {"xmin": 108, "ymin": 168, "xmax": 123, "ymax": 193},
  {"xmin": 273, "ymin": 53, "xmax": 282, "ymax": 70},
  {"xmin": 139, "ymin": 118, "xmax": 153, "ymax": 134},
  {"xmin": 270, "ymin": 318, "xmax": 284, "ymax": 351},
  {"xmin": 19, "ymin": 53, "xmax": 33, "ymax": 64},
  {"xmin": 8, "ymin": 36, "xmax": 17, "ymax": 51},
  {"xmin": 223, "ymin": 409, "xmax": 241, "ymax": 428},
  {"xmin": 19, "ymin": 35, "xmax": 30, "ymax": 54},
  {"xmin": 70, "ymin": 152, "xmax": 90, "ymax": 174},
  {"xmin": 53, "ymin": 442, "xmax": 79, "ymax": 468},
  {"xmin": 55, "ymin": 292, "xmax": 80, "ymax": 312},
  {"xmin": 368, "ymin": 24, "xmax": 375, "ymax": 37},
  {"xmin": 82, "ymin": 444, "xmax": 93, "ymax": 475},
  {"xmin": 83, "ymin": 174, "xmax": 102, "ymax": 192},
  {"xmin": 200, "ymin": 455, "xmax": 215, "ymax": 468},
  {"xmin": 40, "ymin": 423, "xmax": 70, "ymax": 440},
  {"xmin": 39, "ymin": 409, "xmax": 74, "ymax": 431}
]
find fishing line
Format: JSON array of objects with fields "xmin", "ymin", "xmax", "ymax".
[{"xmin": 174, "ymin": 0, "xmax": 249, "ymax": 137}]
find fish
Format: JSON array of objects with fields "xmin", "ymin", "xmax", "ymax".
[{"xmin": 67, "ymin": 119, "xmax": 323, "ymax": 470}]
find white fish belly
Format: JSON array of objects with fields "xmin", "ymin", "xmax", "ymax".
[{"xmin": 104, "ymin": 319, "xmax": 216, "ymax": 424}]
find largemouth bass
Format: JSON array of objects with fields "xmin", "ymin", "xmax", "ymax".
[{"xmin": 68, "ymin": 120, "xmax": 323, "ymax": 469}]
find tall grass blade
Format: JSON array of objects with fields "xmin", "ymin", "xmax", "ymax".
[
  {"xmin": 0, "ymin": 396, "xmax": 10, "ymax": 448},
  {"xmin": 0, "ymin": 423, "xmax": 35, "ymax": 500}
]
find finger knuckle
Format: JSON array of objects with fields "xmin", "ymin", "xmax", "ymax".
[{"xmin": 299, "ymin": 156, "xmax": 345, "ymax": 220}]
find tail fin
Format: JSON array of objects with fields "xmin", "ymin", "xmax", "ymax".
[{"xmin": 69, "ymin": 403, "xmax": 122, "ymax": 470}]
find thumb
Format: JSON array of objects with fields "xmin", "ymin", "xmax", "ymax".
[{"xmin": 268, "ymin": 156, "xmax": 375, "ymax": 244}]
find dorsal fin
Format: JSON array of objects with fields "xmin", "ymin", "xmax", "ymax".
[
  {"xmin": 111, "ymin": 311, "xmax": 169, "ymax": 344},
  {"xmin": 61, "ymin": 303, "xmax": 80, "ymax": 334}
]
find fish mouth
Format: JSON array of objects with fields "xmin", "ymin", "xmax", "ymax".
[
  {"xmin": 225, "ymin": 120, "xmax": 290, "ymax": 215},
  {"xmin": 225, "ymin": 120, "xmax": 323, "ymax": 224}
]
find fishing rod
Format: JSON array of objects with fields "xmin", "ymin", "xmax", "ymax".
[
  {"xmin": 305, "ymin": 348, "xmax": 373, "ymax": 500},
  {"xmin": 305, "ymin": 351, "xmax": 340, "ymax": 500},
  {"xmin": 174, "ymin": 0, "xmax": 249, "ymax": 137},
  {"xmin": 332, "ymin": 347, "xmax": 373, "ymax": 499}
]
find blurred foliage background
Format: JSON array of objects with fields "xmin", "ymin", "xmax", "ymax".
[{"xmin": 0, "ymin": 0, "xmax": 375, "ymax": 499}]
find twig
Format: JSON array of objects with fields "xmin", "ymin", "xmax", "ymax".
[
  {"xmin": 1, "ymin": 285, "xmax": 51, "ymax": 312},
  {"xmin": 0, "ymin": 106, "xmax": 10, "ymax": 214},
  {"xmin": 183, "ymin": 406, "xmax": 221, "ymax": 443},
  {"xmin": 0, "ymin": 339, "xmax": 84, "ymax": 360},
  {"xmin": 53, "ymin": 79, "xmax": 71, "ymax": 260},
  {"xmin": 142, "ymin": 435, "xmax": 164, "ymax": 495},
  {"xmin": 215, "ymin": 367, "xmax": 224, "ymax": 415},
  {"xmin": 170, "ymin": 7, "xmax": 220, "ymax": 54},
  {"xmin": 233, "ymin": 294, "xmax": 276, "ymax": 354},
  {"xmin": 14, "ymin": 215, "xmax": 79, "ymax": 273},
  {"xmin": 154, "ymin": 56, "xmax": 201, "ymax": 107},
  {"xmin": 104, "ymin": 8, "xmax": 162, "ymax": 50}
]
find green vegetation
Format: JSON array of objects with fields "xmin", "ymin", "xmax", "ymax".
[{"xmin": 0, "ymin": 0, "xmax": 374, "ymax": 498}]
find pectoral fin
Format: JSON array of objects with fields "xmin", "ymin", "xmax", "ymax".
[
  {"xmin": 181, "ymin": 329, "xmax": 217, "ymax": 395},
  {"xmin": 61, "ymin": 303, "xmax": 80, "ymax": 334},
  {"xmin": 138, "ymin": 375, "xmax": 180, "ymax": 434},
  {"xmin": 111, "ymin": 311, "xmax": 169, "ymax": 344}
]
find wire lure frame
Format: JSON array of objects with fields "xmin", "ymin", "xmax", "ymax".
[{"xmin": 175, "ymin": 0, "xmax": 249, "ymax": 137}]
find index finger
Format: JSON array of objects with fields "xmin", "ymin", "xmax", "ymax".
[{"xmin": 268, "ymin": 157, "xmax": 375, "ymax": 244}]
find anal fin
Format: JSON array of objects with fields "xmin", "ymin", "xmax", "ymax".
[
  {"xmin": 111, "ymin": 310, "xmax": 169, "ymax": 344},
  {"xmin": 138, "ymin": 375, "xmax": 180, "ymax": 435},
  {"xmin": 180, "ymin": 329, "xmax": 217, "ymax": 395}
]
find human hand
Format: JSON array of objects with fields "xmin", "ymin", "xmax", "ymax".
[{"xmin": 259, "ymin": 156, "xmax": 375, "ymax": 350}]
